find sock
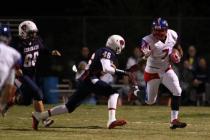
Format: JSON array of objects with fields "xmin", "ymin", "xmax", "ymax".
[
  {"xmin": 171, "ymin": 96, "xmax": 180, "ymax": 110},
  {"xmin": 40, "ymin": 105, "xmax": 68, "ymax": 119},
  {"xmin": 108, "ymin": 93, "xmax": 119, "ymax": 123},
  {"xmin": 170, "ymin": 95, "xmax": 180, "ymax": 122},
  {"xmin": 171, "ymin": 110, "xmax": 179, "ymax": 122},
  {"xmin": 108, "ymin": 109, "xmax": 116, "ymax": 123},
  {"xmin": 50, "ymin": 104, "xmax": 69, "ymax": 116}
]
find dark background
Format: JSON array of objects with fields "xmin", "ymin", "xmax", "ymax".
[{"xmin": 1, "ymin": 0, "xmax": 210, "ymax": 78}]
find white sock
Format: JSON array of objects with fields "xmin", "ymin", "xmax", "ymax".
[
  {"xmin": 41, "ymin": 105, "xmax": 68, "ymax": 119},
  {"xmin": 108, "ymin": 109, "xmax": 116, "ymax": 123},
  {"xmin": 50, "ymin": 104, "xmax": 69, "ymax": 116},
  {"xmin": 108, "ymin": 93, "xmax": 119, "ymax": 123},
  {"xmin": 171, "ymin": 110, "xmax": 179, "ymax": 122}
]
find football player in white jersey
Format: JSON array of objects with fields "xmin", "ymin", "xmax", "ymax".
[
  {"xmin": 129, "ymin": 18, "xmax": 187, "ymax": 129},
  {"xmin": 0, "ymin": 25, "xmax": 21, "ymax": 115}
]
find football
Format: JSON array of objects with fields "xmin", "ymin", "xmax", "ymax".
[{"xmin": 170, "ymin": 49, "xmax": 181, "ymax": 63}]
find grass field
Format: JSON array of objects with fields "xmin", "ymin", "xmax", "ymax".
[{"xmin": 0, "ymin": 105, "xmax": 210, "ymax": 140}]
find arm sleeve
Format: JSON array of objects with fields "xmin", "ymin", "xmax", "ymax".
[
  {"xmin": 100, "ymin": 58, "xmax": 128, "ymax": 76},
  {"xmin": 100, "ymin": 58, "xmax": 115, "ymax": 74}
]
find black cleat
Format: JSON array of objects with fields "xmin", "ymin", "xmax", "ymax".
[{"xmin": 170, "ymin": 119, "xmax": 187, "ymax": 129}]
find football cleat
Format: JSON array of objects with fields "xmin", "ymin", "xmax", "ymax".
[
  {"xmin": 32, "ymin": 112, "xmax": 42, "ymax": 130},
  {"xmin": 42, "ymin": 118, "xmax": 54, "ymax": 128},
  {"xmin": 0, "ymin": 101, "xmax": 15, "ymax": 117},
  {"xmin": 107, "ymin": 119, "xmax": 127, "ymax": 129},
  {"xmin": 0, "ymin": 104, "xmax": 6, "ymax": 117},
  {"xmin": 170, "ymin": 119, "xmax": 187, "ymax": 129},
  {"xmin": 32, "ymin": 115, "xmax": 39, "ymax": 130}
]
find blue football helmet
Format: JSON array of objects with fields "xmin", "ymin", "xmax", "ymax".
[
  {"xmin": 152, "ymin": 17, "xmax": 168, "ymax": 30},
  {"xmin": 152, "ymin": 18, "xmax": 168, "ymax": 41}
]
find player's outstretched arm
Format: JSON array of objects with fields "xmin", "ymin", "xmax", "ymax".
[
  {"xmin": 100, "ymin": 58, "xmax": 134, "ymax": 78},
  {"xmin": 100, "ymin": 58, "xmax": 139, "ymax": 99}
]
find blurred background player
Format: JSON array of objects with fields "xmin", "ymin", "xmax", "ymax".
[
  {"xmin": 126, "ymin": 47, "xmax": 142, "ymax": 70},
  {"xmin": 129, "ymin": 17, "xmax": 187, "ymax": 129},
  {"xmin": 32, "ymin": 35, "xmax": 136, "ymax": 129},
  {"xmin": 13, "ymin": 20, "xmax": 61, "ymax": 130},
  {"xmin": 0, "ymin": 25, "xmax": 21, "ymax": 116}
]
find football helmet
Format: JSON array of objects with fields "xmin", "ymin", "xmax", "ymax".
[
  {"xmin": 152, "ymin": 17, "xmax": 168, "ymax": 41},
  {"xmin": 106, "ymin": 35, "xmax": 125, "ymax": 54},
  {"xmin": 18, "ymin": 20, "xmax": 38, "ymax": 39}
]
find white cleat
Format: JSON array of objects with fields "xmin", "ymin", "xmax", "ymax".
[
  {"xmin": 42, "ymin": 118, "xmax": 54, "ymax": 127},
  {"xmin": 32, "ymin": 112, "xmax": 42, "ymax": 121},
  {"xmin": 32, "ymin": 112, "xmax": 54, "ymax": 128},
  {"xmin": 32, "ymin": 112, "xmax": 42, "ymax": 130}
]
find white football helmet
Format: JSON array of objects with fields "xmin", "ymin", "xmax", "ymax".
[
  {"xmin": 106, "ymin": 35, "xmax": 125, "ymax": 54},
  {"xmin": 18, "ymin": 20, "xmax": 38, "ymax": 39}
]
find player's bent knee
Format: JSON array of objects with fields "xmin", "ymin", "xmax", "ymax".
[
  {"xmin": 145, "ymin": 99, "xmax": 156, "ymax": 105},
  {"xmin": 172, "ymin": 87, "xmax": 182, "ymax": 96}
]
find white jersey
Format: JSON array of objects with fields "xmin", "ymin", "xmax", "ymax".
[
  {"xmin": 141, "ymin": 29, "xmax": 178, "ymax": 73},
  {"xmin": 0, "ymin": 43, "xmax": 21, "ymax": 70},
  {"xmin": 0, "ymin": 43, "xmax": 21, "ymax": 89}
]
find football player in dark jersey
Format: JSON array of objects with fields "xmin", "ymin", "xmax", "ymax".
[
  {"xmin": 32, "ymin": 35, "xmax": 137, "ymax": 129},
  {"xmin": 14, "ymin": 21, "xmax": 61, "ymax": 130}
]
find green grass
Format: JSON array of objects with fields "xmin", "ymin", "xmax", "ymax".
[{"xmin": 0, "ymin": 105, "xmax": 210, "ymax": 140}]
